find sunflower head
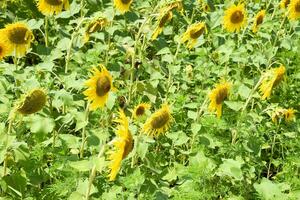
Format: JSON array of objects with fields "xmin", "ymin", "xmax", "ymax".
[
  {"xmin": 223, "ymin": 4, "xmax": 247, "ymax": 32},
  {"xmin": 114, "ymin": 0, "xmax": 133, "ymax": 14},
  {"xmin": 260, "ymin": 65, "xmax": 286, "ymax": 100},
  {"xmin": 208, "ymin": 80, "xmax": 231, "ymax": 118},
  {"xmin": 108, "ymin": 110, "xmax": 133, "ymax": 181},
  {"xmin": 167, "ymin": 1, "xmax": 183, "ymax": 13},
  {"xmin": 83, "ymin": 65, "xmax": 116, "ymax": 111},
  {"xmin": 2, "ymin": 22, "xmax": 33, "ymax": 58},
  {"xmin": 284, "ymin": 108, "xmax": 296, "ymax": 122},
  {"xmin": 272, "ymin": 108, "xmax": 296, "ymax": 123},
  {"xmin": 142, "ymin": 103, "xmax": 172, "ymax": 137},
  {"xmin": 133, "ymin": 103, "xmax": 151, "ymax": 119},
  {"xmin": 252, "ymin": 10, "xmax": 266, "ymax": 33},
  {"xmin": 16, "ymin": 89, "xmax": 47, "ymax": 115},
  {"xmin": 38, "ymin": 0, "xmax": 70, "ymax": 16},
  {"xmin": 280, "ymin": 0, "xmax": 290, "ymax": 9},
  {"xmin": 181, "ymin": 22, "xmax": 206, "ymax": 49},
  {"xmin": 151, "ymin": 10, "xmax": 173, "ymax": 40},
  {"xmin": 288, "ymin": 0, "xmax": 300, "ymax": 20},
  {"xmin": 84, "ymin": 18, "xmax": 108, "ymax": 43}
]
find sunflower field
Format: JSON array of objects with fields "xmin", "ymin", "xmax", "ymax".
[{"xmin": 0, "ymin": 0, "xmax": 300, "ymax": 199}]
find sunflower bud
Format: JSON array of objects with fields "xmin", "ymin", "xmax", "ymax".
[{"xmin": 16, "ymin": 89, "xmax": 47, "ymax": 115}]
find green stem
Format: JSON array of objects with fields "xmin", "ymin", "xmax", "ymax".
[
  {"xmin": 80, "ymin": 102, "xmax": 90, "ymax": 158},
  {"xmin": 45, "ymin": 16, "xmax": 49, "ymax": 47},
  {"xmin": 85, "ymin": 144, "xmax": 106, "ymax": 200},
  {"xmin": 242, "ymin": 76, "xmax": 263, "ymax": 112}
]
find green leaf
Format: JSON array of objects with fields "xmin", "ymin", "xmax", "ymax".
[
  {"xmin": 224, "ymin": 101, "xmax": 244, "ymax": 111},
  {"xmin": 69, "ymin": 160, "xmax": 93, "ymax": 172},
  {"xmin": 217, "ymin": 158, "xmax": 244, "ymax": 180}
]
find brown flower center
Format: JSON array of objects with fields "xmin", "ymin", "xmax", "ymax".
[
  {"xmin": 216, "ymin": 88, "xmax": 228, "ymax": 104},
  {"xmin": 122, "ymin": 136, "xmax": 133, "ymax": 159},
  {"xmin": 151, "ymin": 111, "xmax": 170, "ymax": 129},
  {"xmin": 96, "ymin": 76, "xmax": 111, "ymax": 97},
  {"xmin": 136, "ymin": 106, "xmax": 145, "ymax": 116},
  {"xmin": 256, "ymin": 15, "xmax": 264, "ymax": 26},
  {"xmin": 45, "ymin": 0, "xmax": 63, "ymax": 6},
  {"xmin": 284, "ymin": 0, "xmax": 290, "ymax": 8},
  {"xmin": 17, "ymin": 90, "xmax": 47, "ymax": 115},
  {"xmin": 0, "ymin": 46, "xmax": 3, "ymax": 55},
  {"xmin": 121, "ymin": 0, "xmax": 131, "ymax": 4},
  {"xmin": 295, "ymin": 2, "xmax": 300, "ymax": 12},
  {"xmin": 159, "ymin": 12, "xmax": 172, "ymax": 27},
  {"xmin": 273, "ymin": 74, "xmax": 284, "ymax": 87},
  {"xmin": 230, "ymin": 10, "xmax": 244, "ymax": 24},
  {"xmin": 8, "ymin": 27, "xmax": 31, "ymax": 44},
  {"xmin": 189, "ymin": 27, "xmax": 205, "ymax": 39}
]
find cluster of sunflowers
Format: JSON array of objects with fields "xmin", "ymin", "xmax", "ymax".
[{"xmin": 1, "ymin": 0, "xmax": 298, "ymax": 193}]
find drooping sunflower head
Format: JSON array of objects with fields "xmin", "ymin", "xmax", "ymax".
[
  {"xmin": 223, "ymin": 3, "xmax": 247, "ymax": 32},
  {"xmin": 151, "ymin": 10, "xmax": 173, "ymax": 40},
  {"xmin": 142, "ymin": 103, "xmax": 172, "ymax": 137},
  {"xmin": 271, "ymin": 108, "xmax": 296, "ymax": 123},
  {"xmin": 84, "ymin": 18, "xmax": 108, "ymax": 43},
  {"xmin": 181, "ymin": 22, "xmax": 206, "ymax": 49},
  {"xmin": 284, "ymin": 108, "xmax": 296, "ymax": 122},
  {"xmin": 114, "ymin": 0, "xmax": 133, "ymax": 14},
  {"xmin": 132, "ymin": 103, "xmax": 151, "ymax": 119},
  {"xmin": 83, "ymin": 65, "xmax": 115, "ymax": 111},
  {"xmin": 280, "ymin": 0, "xmax": 290, "ymax": 9},
  {"xmin": 16, "ymin": 89, "xmax": 47, "ymax": 115},
  {"xmin": 252, "ymin": 10, "xmax": 266, "ymax": 33},
  {"xmin": 2, "ymin": 22, "xmax": 34, "ymax": 58},
  {"xmin": 288, "ymin": 0, "xmax": 300, "ymax": 20},
  {"xmin": 208, "ymin": 80, "xmax": 231, "ymax": 118},
  {"xmin": 260, "ymin": 65, "xmax": 286, "ymax": 100},
  {"xmin": 38, "ymin": 0, "xmax": 70, "ymax": 16},
  {"xmin": 108, "ymin": 110, "xmax": 133, "ymax": 181}
]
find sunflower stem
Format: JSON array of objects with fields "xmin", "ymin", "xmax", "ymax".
[
  {"xmin": 267, "ymin": 125, "xmax": 279, "ymax": 178},
  {"xmin": 80, "ymin": 102, "xmax": 90, "ymax": 159},
  {"xmin": 85, "ymin": 144, "xmax": 106, "ymax": 200},
  {"xmin": 241, "ymin": 76, "xmax": 263, "ymax": 112},
  {"xmin": 45, "ymin": 16, "xmax": 49, "ymax": 47}
]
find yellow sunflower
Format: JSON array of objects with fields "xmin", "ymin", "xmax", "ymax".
[
  {"xmin": 271, "ymin": 108, "xmax": 296, "ymax": 123},
  {"xmin": 223, "ymin": 3, "xmax": 247, "ymax": 32},
  {"xmin": 37, "ymin": 0, "xmax": 70, "ymax": 16},
  {"xmin": 83, "ymin": 65, "xmax": 116, "ymax": 111},
  {"xmin": 1, "ymin": 22, "xmax": 34, "ymax": 58},
  {"xmin": 181, "ymin": 22, "xmax": 206, "ymax": 49},
  {"xmin": 252, "ymin": 10, "xmax": 266, "ymax": 33},
  {"xmin": 0, "ymin": 29, "xmax": 12, "ymax": 60},
  {"xmin": 142, "ymin": 103, "xmax": 172, "ymax": 137},
  {"xmin": 16, "ymin": 89, "xmax": 47, "ymax": 115},
  {"xmin": 108, "ymin": 110, "xmax": 133, "ymax": 181},
  {"xmin": 208, "ymin": 80, "xmax": 231, "ymax": 118},
  {"xmin": 280, "ymin": 0, "xmax": 290, "ymax": 9},
  {"xmin": 132, "ymin": 103, "xmax": 151, "ymax": 119},
  {"xmin": 84, "ymin": 18, "xmax": 108, "ymax": 43},
  {"xmin": 259, "ymin": 65, "xmax": 286, "ymax": 100},
  {"xmin": 151, "ymin": 10, "xmax": 173, "ymax": 40},
  {"xmin": 114, "ymin": 0, "xmax": 133, "ymax": 14},
  {"xmin": 288, "ymin": 0, "xmax": 300, "ymax": 20}
]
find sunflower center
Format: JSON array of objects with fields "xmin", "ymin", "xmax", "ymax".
[
  {"xmin": 151, "ymin": 112, "xmax": 170, "ymax": 129},
  {"xmin": 159, "ymin": 12, "xmax": 171, "ymax": 27},
  {"xmin": 121, "ymin": 0, "xmax": 131, "ymax": 4},
  {"xmin": 230, "ymin": 10, "xmax": 244, "ymax": 24},
  {"xmin": 189, "ymin": 27, "xmax": 205, "ymax": 39},
  {"xmin": 136, "ymin": 106, "xmax": 145, "ymax": 116},
  {"xmin": 122, "ymin": 137, "xmax": 133, "ymax": 159},
  {"xmin": 216, "ymin": 88, "xmax": 228, "ymax": 104},
  {"xmin": 285, "ymin": 0, "xmax": 290, "ymax": 8},
  {"xmin": 273, "ymin": 74, "xmax": 284, "ymax": 87},
  {"xmin": 295, "ymin": 2, "xmax": 300, "ymax": 12},
  {"xmin": 45, "ymin": 0, "xmax": 63, "ymax": 6},
  {"xmin": 8, "ymin": 27, "xmax": 31, "ymax": 44},
  {"xmin": 17, "ymin": 90, "xmax": 46, "ymax": 115},
  {"xmin": 0, "ymin": 46, "xmax": 2, "ymax": 55},
  {"xmin": 256, "ymin": 15, "xmax": 264, "ymax": 26},
  {"xmin": 96, "ymin": 76, "xmax": 111, "ymax": 97}
]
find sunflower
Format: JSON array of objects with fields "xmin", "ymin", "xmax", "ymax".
[
  {"xmin": 132, "ymin": 103, "xmax": 151, "ymax": 119},
  {"xmin": 208, "ymin": 80, "xmax": 231, "ymax": 118},
  {"xmin": 181, "ymin": 22, "xmax": 206, "ymax": 49},
  {"xmin": 259, "ymin": 65, "xmax": 286, "ymax": 100},
  {"xmin": 108, "ymin": 110, "xmax": 133, "ymax": 181},
  {"xmin": 142, "ymin": 103, "xmax": 172, "ymax": 137},
  {"xmin": 84, "ymin": 18, "xmax": 108, "ymax": 43},
  {"xmin": 167, "ymin": 1, "xmax": 183, "ymax": 13},
  {"xmin": 114, "ymin": 0, "xmax": 133, "ymax": 14},
  {"xmin": 288, "ymin": 0, "xmax": 300, "ymax": 20},
  {"xmin": 280, "ymin": 0, "xmax": 290, "ymax": 9},
  {"xmin": 223, "ymin": 3, "xmax": 247, "ymax": 32},
  {"xmin": 271, "ymin": 108, "xmax": 296, "ymax": 123},
  {"xmin": 16, "ymin": 89, "xmax": 47, "ymax": 115},
  {"xmin": 151, "ymin": 10, "xmax": 173, "ymax": 40},
  {"xmin": 1, "ymin": 22, "xmax": 34, "ymax": 58},
  {"xmin": 37, "ymin": 0, "xmax": 70, "ymax": 16},
  {"xmin": 83, "ymin": 65, "xmax": 116, "ymax": 111},
  {"xmin": 252, "ymin": 10, "xmax": 266, "ymax": 33}
]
